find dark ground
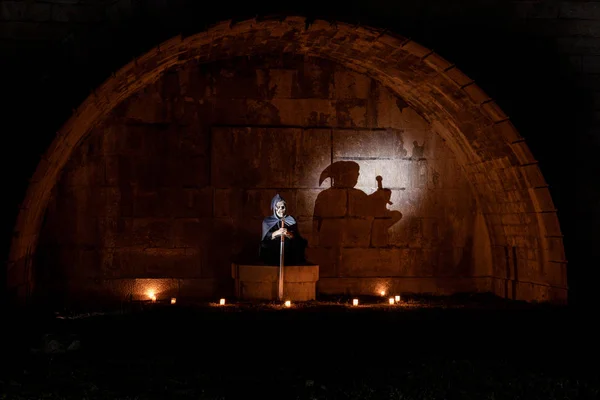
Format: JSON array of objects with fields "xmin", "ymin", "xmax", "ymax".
[{"xmin": 1, "ymin": 294, "xmax": 598, "ymax": 399}]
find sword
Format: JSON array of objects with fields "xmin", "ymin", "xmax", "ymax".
[{"xmin": 278, "ymin": 217, "xmax": 285, "ymax": 302}]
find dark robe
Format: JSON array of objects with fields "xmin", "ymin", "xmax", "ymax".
[{"xmin": 260, "ymin": 194, "xmax": 307, "ymax": 266}]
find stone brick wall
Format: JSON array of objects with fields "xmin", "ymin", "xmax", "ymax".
[
  {"xmin": 35, "ymin": 55, "xmax": 487, "ymax": 303},
  {"xmin": 3, "ymin": 1, "xmax": 591, "ymax": 306}
]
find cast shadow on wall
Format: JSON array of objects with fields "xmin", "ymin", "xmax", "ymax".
[
  {"xmin": 231, "ymin": 161, "xmax": 403, "ymax": 269},
  {"xmin": 312, "ymin": 161, "xmax": 403, "ymax": 255}
]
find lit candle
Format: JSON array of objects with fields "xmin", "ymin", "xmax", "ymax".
[
  {"xmin": 380, "ymin": 290, "xmax": 386, "ymax": 296},
  {"xmin": 388, "ymin": 297, "xmax": 395, "ymax": 305},
  {"xmin": 352, "ymin": 299, "xmax": 359, "ymax": 306},
  {"xmin": 170, "ymin": 297, "xmax": 176, "ymax": 305},
  {"xmin": 151, "ymin": 295, "xmax": 157, "ymax": 303},
  {"xmin": 284, "ymin": 300, "xmax": 291, "ymax": 307},
  {"xmin": 395, "ymin": 295, "xmax": 400, "ymax": 302},
  {"xmin": 219, "ymin": 298, "xmax": 226, "ymax": 305}
]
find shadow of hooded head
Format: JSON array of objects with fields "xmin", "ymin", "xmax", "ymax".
[{"xmin": 319, "ymin": 161, "xmax": 360, "ymax": 189}]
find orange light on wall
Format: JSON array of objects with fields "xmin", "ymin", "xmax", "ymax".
[
  {"xmin": 219, "ymin": 298, "xmax": 226, "ymax": 305},
  {"xmin": 170, "ymin": 297, "xmax": 176, "ymax": 305},
  {"xmin": 284, "ymin": 300, "xmax": 291, "ymax": 307},
  {"xmin": 352, "ymin": 299, "xmax": 359, "ymax": 306},
  {"xmin": 388, "ymin": 297, "xmax": 395, "ymax": 305}
]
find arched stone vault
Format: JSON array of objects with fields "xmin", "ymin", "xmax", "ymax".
[{"xmin": 7, "ymin": 16, "xmax": 567, "ymax": 304}]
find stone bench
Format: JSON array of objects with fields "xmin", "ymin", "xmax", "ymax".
[{"xmin": 231, "ymin": 264, "xmax": 319, "ymax": 301}]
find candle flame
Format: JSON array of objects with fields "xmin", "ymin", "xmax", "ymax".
[
  {"xmin": 380, "ymin": 290, "xmax": 386, "ymax": 296},
  {"xmin": 284, "ymin": 300, "xmax": 291, "ymax": 307},
  {"xmin": 171, "ymin": 297, "xmax": 176, "ymax": 304},
  {"xmin": 219, "ymin": 298, "xmax": 226, "ymax": 305},
  {"xmin": 388, "ymin": 297, "xmax": 395, "ymax": 305},
  {"xmin": 352, "ymin": 299, "xmax": 359, "ymax": 306},
  {"xmin": 395, "ymin": 295, "xmax": 400, "ymax": 302}
]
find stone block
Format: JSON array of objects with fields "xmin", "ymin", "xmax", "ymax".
[
  {"xmin": 63, "ymin": 156, "xmax": 105, "ymax": 187},
  {"xmin": 264, "ymin": 69, "xmax": 297, "ymax": 98},
  {"xmin": 371, "ymin": 218, "xmax": 400, "ymax": 247},
  {"xmin": 493, "ymin": 120, "xmax": 522, "ymax": 144},
  {"xmin": 342, "ymin": 217, "xmax": 373, "ymax": 247},
  {"xmin": 295, "ymin": 216, "xmax": 317, "ymax": 247},
  {"xmin": 122, "ymin": 87, "xmax": 168, "ymax": 124},
  {"xmin": 333, "ymin": 159, "xmax": 408, "ymax": 189},
  {"xmin": 212, "ymin": 64, "xmax": 259, "ymax": 99},
  {"xmin": 305, "ymin": 247, "xmax": 338, "ymax": 277},
  {"xmin": 511, "ymin": 141, "xmax": 536, "ymax": 165},
  {"xmin": 333, "ymin": 68, "xmax": 371, "ymax": 99},
  {"xmin": 202, "ymin": 218, "xmax": 236, "ymax": 279},
  {"xmin": 132, "ymin": 191, "xmax": 160, "ymax": 217},
  {"xmin": 423, "ymin": 52, "xmax": 452, "ymax": 72},
  {"xmin": 92, "ymin": 187, "xmax": 122, "ymax": 217},
  {"xmin": 376, "ymin": 87, "xmax": 410, "ymax": 128},
  {"xmin": 232, "ymin": 264, "xmax": 319, "ymax": 301},
  {"xmin": 270, "ymin": 98, "xmax": 336, "ymax": 126},
  {"xmin": 213, "ymin": 188, "xmax": 244, "ymax": 218},
  {"xmin": 316, "ymin": 218, "xmax": 345, "ymax": 248},
  {"xmin": 172, "ymin": 188, "xmax": 214, "ymax": 218},
  {"xmin": 481, "ymin": 101, "xmax": 508, "ymax": 122},
  {"xmin": 177, "ymin": 124, "xmax": 210, "ymax": 156},
  {"xmin": 131, "ymin": 218, "xmax": 174, "ymax": 248},
  {"xmin": 173, "ymin": 218, "xmax": 213, "ymax": 248},
  {"xmin": 544, "ymin": 236, "xmax": 566, "ymax": 262},
  {"xmin": 529, "ymin": 187, "xmax": 556, "ymax": 212},
  {"xmin": 293, "ymin": 129, "xmax": 331, "ymax": 188},
  {"xmin": 538, "ymin": 212, "xmax": 562, "ymax": 237},
  {"xmin": 462, "ymin": 83, "xmax": 491, "ymax": 105},
  {"xmin": 313, "ymin": 188, "xmax": 347, "ymax": 218},
  {"xmin": 100, "ymin": 247, "xmax": 136, "ymax": 278},
  {"xmin": 443, "ymin": 67, "xmax": 474, "ymax": 88},
  {"xmin": 292, "ymin": 57, "xmax": 334, "ymax": 99},
  {"xmin": 333, "ymin": 129, "xmax": 405, "ymax": 159},
  {"xmin": 127, "ymin": 247, "xmax": 188, "ymax": 276},
  {"xmin": 296, "ymin": 189, "xmax": 321, "ymax": 218},
  {"xmin": 427, "ymin": 157, "xmax": 458, "ymax": 189},
  {"xmin": 211, "ymin": 127, "xmax": 298, "ymax": 188},
  {"xmin": 339, "ymin": 248, "xmax": 407, "ymax": 277},
  {"xmin": 393, "ymin": 188, "xmax": 427, "ymax": 218},
  {"xmin": 231, "ymin": 217, "xmax": 264, "ymax": 262},
  {"xmin": 406, "ymin": 159, "xmax": 428, "ymax": 189},
  {"xmin": 335, "ymin": 99, "xmax": 368, "ymax": 127}
]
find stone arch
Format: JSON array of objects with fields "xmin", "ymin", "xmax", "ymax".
[{"xmin": 7, "ymin": 16, "xmax": 567, "ymax": 304}]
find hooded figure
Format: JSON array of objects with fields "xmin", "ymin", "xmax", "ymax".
[{"xmin": 260, "ymin": 194, "xmax": 307, "ymax": 266}]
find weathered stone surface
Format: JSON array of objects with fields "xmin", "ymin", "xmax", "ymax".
[
  {"xmin": 33, "ymin": 50, "xmax": 557, "ymax": 305},
  {"xmin": 293, "ymin": 129, "xmax": 331, "ymax": 188},
  {"xmin": 232, "ymin": 264, "xmax": 319, "ymax": 301}
]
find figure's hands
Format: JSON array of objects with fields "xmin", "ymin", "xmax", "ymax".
[
  {"xmin": 272, "ymin": 228, "xmax": 294, "ymax": 239},
  {"xmin": 272, "ymin": 228, "xmax": 285, "ymax": 238}
]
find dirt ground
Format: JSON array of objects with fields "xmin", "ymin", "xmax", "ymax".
[{"xmin": 1, "ymin": 294, "xmax": 598, "ymax": 399}]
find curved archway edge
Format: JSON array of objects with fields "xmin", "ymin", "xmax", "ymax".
[{"xmin": 7, "ymin": 16, "xmax": 567, "ymax": 304}]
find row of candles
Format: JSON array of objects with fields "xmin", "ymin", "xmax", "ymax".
[{"xmin": 147, "ymin": 291, "xmax": 400, "ymax": 307}]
